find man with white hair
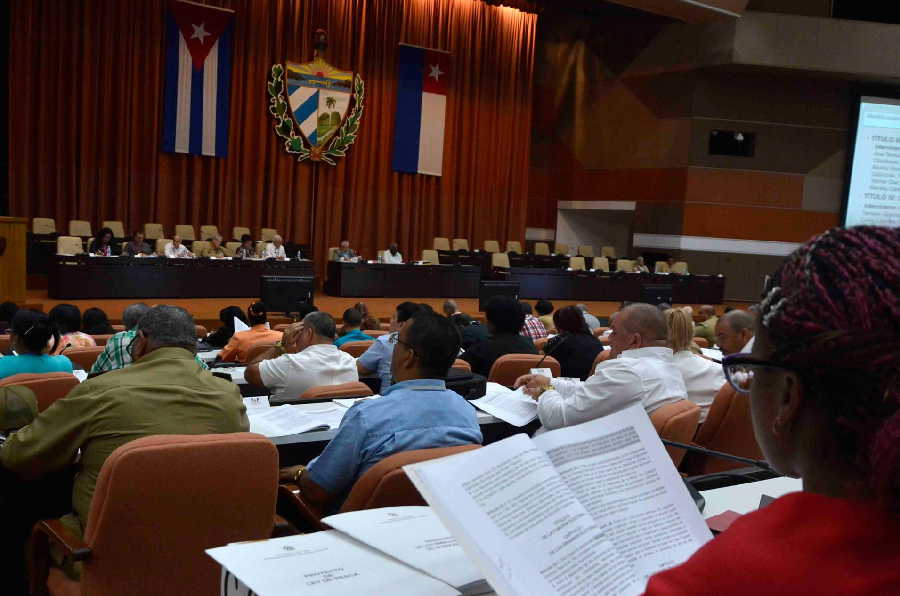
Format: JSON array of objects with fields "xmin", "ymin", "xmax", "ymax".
[
  {"xmin": 264, "ymin": 234, "xmax": 287, "ymax": 260},
  {"xmin": 199, "ymin": 234, "xmax": 227, "ymax": 258},
  {"xmin": 164, "ymin": 235, "xmax": 193, "ymax": 258}
]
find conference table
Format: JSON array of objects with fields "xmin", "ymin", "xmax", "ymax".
[
  {"xmin": 325, "ymin": 261, "xmax": 482, "ymax": 298},
  {"xmin": 48, "ymin": 255, "xmax": 314, "ymax": 299}
]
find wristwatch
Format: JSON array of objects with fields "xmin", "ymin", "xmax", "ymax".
[{"xmin": 293, "ymin": 465, "xmax": 306, "ymax": 484}]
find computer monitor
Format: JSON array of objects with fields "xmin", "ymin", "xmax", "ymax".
[
  {"xmin": 641, "ymin": 283, "xmax": 672, "ymax": 306},
  {"xmin": 260, "ymin": 275, "xmax": 314, "ymax": 314},
  {"xmin": 479, "ymin": 280, "xmax": 520, "ymax": 311}
]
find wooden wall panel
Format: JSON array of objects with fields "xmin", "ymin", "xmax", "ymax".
[
  {"xmin": 681, "ymin": 203, "xmax": 838, "ymax": 242},
  {"xmin": 685, "ymin": 167, "xmax": 804, "ymax": 208}
]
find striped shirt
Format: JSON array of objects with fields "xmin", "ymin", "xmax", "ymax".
[{"xmin": 91, "ymin": 329, "xmax": 209, "ymax": 374}]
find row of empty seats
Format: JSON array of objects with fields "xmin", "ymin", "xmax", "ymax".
[
  {"xmin": 32, "ymin": 218, "xmax": 279, "ymax": 242},
  {"xmin": 431, "ymin": 237, "xmax": 617, "ymax": 258}
]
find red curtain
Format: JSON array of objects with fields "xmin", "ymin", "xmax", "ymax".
[{"xmin": 9, "ymin": 0, "xmax": 536, "ymax": 277}]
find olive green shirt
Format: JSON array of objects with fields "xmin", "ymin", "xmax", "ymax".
[
  {"xmin": 694, "ymin": 316, "xmax": 718, "ymax": 347},
  {"xmin": 200, "ymin": 245, "xmax": 228, "ymax": 258},
  {"xmin": 0, "ymin": 347, "xmax": 248, "ymax": 535}
]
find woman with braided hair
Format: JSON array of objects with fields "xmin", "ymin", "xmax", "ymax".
[{"xmin": 644, "ymin": 226, "xmax": 900, "ymax": 594}]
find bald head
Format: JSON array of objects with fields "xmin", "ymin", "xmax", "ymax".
[
  {"xmin": 620, "ymin": 303, "xmax": 668, "ymax": 342},
  {"xmin": 720, "ymin": 309, "xmax": 755, "ymax": 334}
]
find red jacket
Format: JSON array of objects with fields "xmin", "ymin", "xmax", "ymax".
[{"xmin": 644, "ymin": 492, "xmax": 900, "ymax": 595}]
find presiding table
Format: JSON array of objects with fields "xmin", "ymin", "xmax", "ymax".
[
  {"xmin": 49, "ymin": 255, "xmax": 314, "ymax": 299},
  {"xmin": 505, "ymin": 268, "xmax": 726, "ymax": 303},
  {"xmin": 325, "ymin": 261, "xmax": 481, "ymax": 298}
]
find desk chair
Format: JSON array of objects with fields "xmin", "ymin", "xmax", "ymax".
[
  {"xmin": 655, "ymin": 261, "xmax": 669, "ymax": 273},
  {"xmin": 0, "ymin": 373, "xmax": 79, "ymax": 412},
  {"xmin": 680, "ymin": 384, "xmax": 764, "ymax": 476},
  {"xmin": 452, "ymin": 238, "xmax": 469, "ymax": 251},
  {"xmin": 28, "ymin": 433, "xmax": 278, "ymax": 596},
  {"xmin": 56, "ymin": 236, "xmax": 84, "ymax": 256},
  {"xmin": 65, "ymin": 348, "xmax": 105, "ymax": 371},
  {"xmin": 484, "ymin": 240, "xmax": 500, "ymax": 253},
  {"xmin": 488, "ymin": 354, "xmax": 560, "ymax": 387},
  {"xmin": 69, "ymin": 220, "xmax": 92, "ymax": 238},
  {"xmin": 143, "ymin": 223, "xmax": 164, "ymax": 240},
  {"xmin": 577, "ymin": 245, "xmax": 594, "ymax": 258},
  {"xmin": 379, "ymin": 322, "xmax": 391, "ymax": 331},
  {"xmin": 671, "ymin": 261, "xmax": 689, "ymax": 274},
  {"xmin": 452, "ymin": 358, "xmax": 471, "ymax": 372},
  {"xmin": 365, "ymin": 330, "xmax": 387, "ymax": 338},
  {"xmin": 190, "ymin": 240, "xmax": 209, "ymax": 256},
  {"xmin": 278, "ymin": 445, "xmax": 481, "ymax": 531},
  {"xmin": 224, "ymin": 241, "xmax": 240, "ymax": 257},
  {"xmin": 260, "ymin": 228, "xmax": 278, "ymax": 242},
  {"xmin": 593, "ymin": 256, "xmax": 610, "ymax": 272},
  {"xmin": 534, "ymin": 242, "xmax": 550, "ymax": 256},
  {"xmin": 616, "ymin": 258, "xmax": 635, "ymax": 273},
  {"xmin": 568, "ymin": 256, "xmax": 586, "ymax": 271},
  {"xmin": 600, "ymin": 246, "xmax": 616, "ymax": 258},
  {"xmin": 506, "ymin": 241, "xmax": 522, "ymax": 254},
  {"xmin": 0, "ymin": 334, "xmax": 10, "ymax": 353},
  {"xmin": 33, "ymin": 218, "xmax": 57, "ymax": 235},
  {"xmin": 199, "ymin": 225, "xmax": 219, "ymax": 240},
  {"xmin": 491, "ymin": 252, "xmax": 510, "ymax": 269},
  {"xmin": 421, "ymin": 249, "xmax": 439, "ymax": 264},
  {"xmin": 649, "ymin": 400, "xmax": 701, "ymax": 467},
  {"xmin": 340, "ymin": 340, "xmax": 374, "ymax": 358},
  {"xmin": 327, "ymin": 246, "xmax": 339, "ymax": 261},
  {"xmin": 554, "ymin": 242, "xmax": 569, "ymax": 255},
  {"xmin": 232, "ymin": 226, "xmax": 251, "ymax": 241},
  {"xmin": 155, "ymin": 238, "xmax": 170, "ymax": 256},
  {"xmin": 100, "ymin": 221, "xmax": 124, "ymax": 239},
  {"xmin": 300, "ymin": 382, "xmax": 373, "ymax": 401},
  {"xmin": 174, "ymin": 225, "xmax": 195, "ymax": 241},
  {"xmin": 90, "ymin": 335, "xmax": 113, "ymax": 347},
  {"xmin": 433, "ymin": 237, "xmax": 450, "ymax": 251}
]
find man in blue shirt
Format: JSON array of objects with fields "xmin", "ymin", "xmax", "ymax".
[
  {"xmin": 356, "ymin": 301, "xmax": 420, "ymax": 391},
  {"xmin": 334, "ymin": 308, "xmax": 374, "ymax": 348},
  {"xmin": 283, "ymin": 310, "xmax": 483, "ymax": 510}
]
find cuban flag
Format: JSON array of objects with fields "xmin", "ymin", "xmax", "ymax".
[
  {"xmin": 161, "ymin": 1, "xmax": 235, "ymax": 157},
  {"xmin": 392, "ymin": 44, "xmax": 450, "ymax": 177}
]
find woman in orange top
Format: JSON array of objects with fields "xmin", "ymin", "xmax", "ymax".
[
  {"xmin": 218, "ymin": 302, "xmax": 283, "ymax": 363},
  {"xmin": 644, "ymin": 226, "xmax": 900, "ymax": 595}
]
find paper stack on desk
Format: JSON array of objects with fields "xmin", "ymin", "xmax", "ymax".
[{"xmin": 247, "ymin": 404, "xmax": 345, "ymax": 438}]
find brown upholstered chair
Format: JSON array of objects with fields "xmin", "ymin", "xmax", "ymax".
[
  {"xmin": 681, "ymin": 384, "xmax": 764, "ymax": 475},
  {"xmin": 483, "ymin": 240, "xmax": 500, "ymax": 253},
  {"xmin": 65, "ymin": 348, "xmax": 104, "ymax": 372},
  {"xmin": 433, "ymin": 237, "xmax": 450, "ymax": 251},
  {"xmin": 649, "ymin": 399, "xmax": 702, "ymax": 467},
  {"xmin": 534, "ymin": 242, "xmax": 550, "ymax": 256},
  {"xmin": 379, "ymin": 322, "xmax": 391, "ymax": 331},
  {"xmin": 279, "ymin": 445, "xmax": 481, "ymax": 531},
  {"xmin": 451, "ymin": 358, "xmax": 471, "ymax": 372},
  {"xmin": 111, "ymin": 325, "xmax": 125, "ymax": 333},
  {"xmin": 33, "ymin": 218, "xmax": 57, "ymax": 235},
  {"xmin": 364, "ymin": 329, "xmax": 387, "ymax": 338},
  {"xmin": 0, "ymin": 372, "xmax": 80, "ymax": 412},
  {"xmin": 488, "ymin": 354, "xmax": 560, "ymax": 387},
  {"xmin": 491, "ymin": 252, "xmax": 510, "ymax": 268},
  {"xmin": 300, "ymin": 382, "xmax": 374, "ymax": 401},
  {"xmin": 89, "ymin": 335, "xmax": 113, "ymax": 347},
  {"xmin": 244, "ymin": 343, "xmax": 276, "ymax": 363},
  {"xmin": 194, "ymin": 324, "xmax": 208, "ymax": 338},
  {"xmin": 28, "ymin": 433, "xmax": 279, "ymax": 596},
  {"xmin": 0, "ymin": 334, "xmax": 11, "ymax": 354},
  {"xmin": 534, "ymin": 337, "xmax": 549, "ymax": 352},
  {"xmin": 340, "ymin": 340, "xmax": 374, "ymax": 358}
]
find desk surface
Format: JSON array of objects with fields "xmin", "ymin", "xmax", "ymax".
[{"xmin": 700, "ymin": 476, "xmax": 803, "ymax": 519}]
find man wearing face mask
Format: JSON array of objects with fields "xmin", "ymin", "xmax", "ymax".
[
  {"xmin": 0, "ymin": 305, "xmax": 248, "ymax": 544},
  {"xmin": 514, "ymin": 303, "xmax": 686, "ymax": 431}
]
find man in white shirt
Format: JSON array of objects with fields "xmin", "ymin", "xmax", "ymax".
[
  {"xmin": 382, "ymin": 243, "xmax": 403, "ymax": 264},
  {"xmin": 164, "ymin": 235, "xmax": 194, "ymax": 258},
  {"xmin": 515, "ymin": 303, "xmax": 686, "ymax": 431},
  {"xmin": 264, "ymin": 234, "xmax": 287, "ymax": 260},
  {"xmin": 714, "ymin": 309, "xmax": 755, "ymax": 355},
  {"xmin": 244, "ymin": 312, "xmax": 358, "ymax": 404}
]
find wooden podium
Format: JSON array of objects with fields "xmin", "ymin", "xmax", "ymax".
[{"xmin": 0, "ymin": 216, "xmax": 28, "ymax": 303}]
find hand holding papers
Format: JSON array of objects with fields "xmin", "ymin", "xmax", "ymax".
[{"xmin": 469, "ymin": 382, "xmax": 537, "ymax": 427}]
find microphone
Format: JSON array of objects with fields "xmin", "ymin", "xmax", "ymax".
[
  {"xmin": 660, "ymin": 438, "xmax": 774, "ymax": 472},
  {"xmin": 58, "ymin": 342, "xmax": 73, "ymax": 355},
  {"xmin": 535, "ymin": 334, "xmax": 569, "ymax": 369}
]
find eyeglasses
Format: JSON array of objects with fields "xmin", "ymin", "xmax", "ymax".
[
  {"xmin": 722, "ymin": 353, "xmax": 797, "ymax": 394},
  {"xmin": 389, "ymin": 331, "xmax": 418, "ymax": 357}
]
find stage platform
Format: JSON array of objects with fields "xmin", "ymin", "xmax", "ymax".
[{"xmin": 22, "ymin": 289, "xmax": 750, "ymax": 330}]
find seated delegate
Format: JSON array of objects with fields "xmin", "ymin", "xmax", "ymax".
[
  {"xmin": 234, "ymin": 234, "xmax": 258, "ymax": 259},
  {"xmin": 543, "ymin": 305, "xmax": 605, "ymax": 381},
  {"xmin": 87, "ymin": 227, "xmax": 116, "ymax": 256},
  {"xmin": 357, "ymin": 302, "xmax": 421, "ymax": 391},
  {"xmin": 665, "ymin": 307, "xmax": 724, "ymax": 423},
  {"xmin": 279, "ymin": 311, "xmax": 482, "ymax": 511},
  {"xmin": 382, "ymin": 243, "xmax": 403, "ymax": 264},
  {"xmin": 334, "ymin": 308, "xmax": 374, "ymax": 347},
  {"xmin": 122, "ymin": 230, "xmax": 153, "ymax": 257},
  {"xmin": 219, "ymin": 302, "xmax": 282, "ymax": 363},
  {"xmin": 0, "ymin": 310, "xmax": 73, "ymax": 380},
  {"xmin": 164, "ymin": 235, "xmax": 194, "ymax": 258},
  {"xmin": 205, "ymin": 306, "xmax": 249, "ymax": 348},
  {"xmin": 199, "ymin": 234, "xmax": 228, "ymax": 258},
  {"xmin": 333, "ymin": 240, "xmax": 357, "ymax": 261},
  {"xmin": 459, "ymin": 295, "xmax": 537, "ymax": 377},
  {"xmin": 244, "ymin": 313, "xmax": 358, "ymax": 405},
  {"xmin": 49, "ymin": 304, "xmax": 96, "ymax": 353},
  {"xmin": 264, "ymin": 234, "xmax": 287, "ymax": 260},
  {"xmin": 644, "ymin": 226, "xmax": 900, "ymax": 594}
]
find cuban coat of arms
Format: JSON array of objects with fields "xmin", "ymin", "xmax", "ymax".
[{"xmin": 268, "ymin": 31, "xmax": 364, "ymax": 164}]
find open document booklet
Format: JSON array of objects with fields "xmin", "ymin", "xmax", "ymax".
[
  {"xmin": 246, "ymin": 404, "xmax": 346, "ymax": 438},
  {"xmin": 209, "ymin": 404, "xmax": 711, "ymax": 595},
  {"xmin": 469, "ymin": 382, "xmax": 537, "ymax": 427},
  {"xmin": 405, "ymin": 403, "xmax": 713, "ymax": 596}
]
